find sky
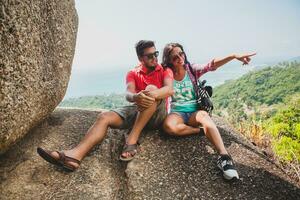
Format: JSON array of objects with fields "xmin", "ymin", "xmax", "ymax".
[
  {"xmin": 64, "ymin": 0, "xmax": 300, "ymax": 98},
  {"xmin": 72, "ymin": 0, "xmax": 300, "ymax": 72}
]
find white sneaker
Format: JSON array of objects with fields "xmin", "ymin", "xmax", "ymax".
[{"xmin": 217, "ymin": 154, "xmax": 239, "ymax": 180}]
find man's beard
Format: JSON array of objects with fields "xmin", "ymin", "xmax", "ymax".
[
  {"xmin": 145, "ymin": 60, "xmax": 157, "ymax": 71},
  {"xmin": 147, "ymin": 65, "xmax": 155, "ymax": 70}
]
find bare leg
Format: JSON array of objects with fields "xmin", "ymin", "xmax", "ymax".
[
  {"xmin": 49, "ymin": 111, "xmax": 124, "ymax": 168},
  {"xmin": 188, "ymin": 110, "xmax": 228, "ymax": 155},
  {"xmin": 125, "ymin": 101, "xmax": 158, "ymax": 145},
  {"xmin": 122, "ymin": 85, "xmax": 161, "ymax": 158},
  {"xmin": 163, "ymin": 113, "xmax": 200, "ymax": 136}
]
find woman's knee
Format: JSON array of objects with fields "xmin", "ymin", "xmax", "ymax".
[
  {"xmin": 195, "ymin": 110, "xmax": 209, "ymax": 122},
  {"xmin": 196, "ymin": 111, "xmax": 216, "ymax": 130},
  {"xmin": 163, "ymin": 121, "xmax": 178, "ymax": 135}
]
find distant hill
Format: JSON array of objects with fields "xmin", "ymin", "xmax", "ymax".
[
  {"xmin": 59, "ymin": 93, "xmax": 129, "ymax": 109},
  {"xmin": 212, "ymin": 61, "xmax": 300, "ymax": 120},
  {"xmin": 288, "ymin": 56, "xmax": 300, "ymax": 62}
]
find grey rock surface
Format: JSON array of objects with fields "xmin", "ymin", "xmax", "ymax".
[
  {"xmin": 0, "ymin": 108, "xmax": 299, "ymax": 199},
  {"xmin": 0, "ymin": 0, "xmax": 78, "ymax": 154}
]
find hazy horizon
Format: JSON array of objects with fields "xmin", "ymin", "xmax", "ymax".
[{"xmin": 64, "ymin": 0, "xmax": 300, "ymax": 99}]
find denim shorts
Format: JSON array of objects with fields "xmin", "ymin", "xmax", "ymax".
[{"xmin": 171, "ymin": 111, "xmax": 195, "ymax": 124}]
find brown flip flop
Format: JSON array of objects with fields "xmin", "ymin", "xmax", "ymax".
[
  {"xmin": 37, "ymin": 147, "xmax": 81, "ymax": 172},
  {"xmin": 119, "ymin": 144, "xmax": 139, "ymax": 162}
]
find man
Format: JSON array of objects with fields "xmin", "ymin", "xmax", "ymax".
[{"xmin": 37, "ymin": 40, "xmax": 174, "ymax": 171}]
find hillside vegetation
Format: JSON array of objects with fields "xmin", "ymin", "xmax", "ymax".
[{"xmin": 212, "ymin": 62, "xmax": 300, "ymax": 180}]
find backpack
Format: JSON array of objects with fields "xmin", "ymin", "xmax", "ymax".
[{"xmin": 185, "ymin": 63, "xmax": 214, "ymax": 116}]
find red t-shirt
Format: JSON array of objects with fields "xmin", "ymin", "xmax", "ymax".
[{"xmin": 126, "ymin": 64, "xmax": 173, "ymax": 92}]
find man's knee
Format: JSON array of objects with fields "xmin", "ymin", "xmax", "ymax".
[
  {"xmin": 145, "ymin": 84, "xmax": 158, "ymax": 91},
  {"xmin": 97, "ymin": 111, "xmax": 119, "ymax": 125},
  {"xmin": 97, "ymin": 112, "xmax": 109, "ymax": 123},
  {"xmin": 144, "ymin": 84, "xmax": 161, "ymax": 107}
]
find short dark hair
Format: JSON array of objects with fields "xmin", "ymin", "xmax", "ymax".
[{"xmin": 135, "ymin": 40, "xmax": 155, "ymax": 57}]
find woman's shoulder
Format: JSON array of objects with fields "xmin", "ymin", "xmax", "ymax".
[
  {"xmin": 163, "ymin": 67, "xmax": 174, "ymax": 79},
  {"xmin": 164, "ymin": 67, "xmax": 173, "ymax": 72}
]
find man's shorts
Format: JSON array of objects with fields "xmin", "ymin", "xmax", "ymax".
[{"xmin": 111, "ymin": 100, "xmax": 167, "ymax": 129}]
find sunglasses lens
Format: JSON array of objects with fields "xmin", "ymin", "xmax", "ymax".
[
  {"xmin": 172, "ymin": 51, "xmax": 184, "ymax": 62},
  {"xmin": 146, "ymin": 51, "xmax": 159, "ymax": 59}
]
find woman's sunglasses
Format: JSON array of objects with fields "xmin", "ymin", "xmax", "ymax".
[
  {"xmin": 143, "ymin": 51, "xmax": 159, "ymax": 59},
  {"xmin": 171, "ymin": 51, "xmax": 185, "ymax": 62}
]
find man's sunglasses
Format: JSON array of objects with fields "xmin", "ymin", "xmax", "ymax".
[
  {"xmin": 143, "ymin": 51, "xmax": 159, "ymax": 59},
  {"xmin": 171, "ymin": 51, "xmax": 185, "ymax": 62}
]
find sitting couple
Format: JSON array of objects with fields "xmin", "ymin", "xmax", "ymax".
[{"xmin": 37, "ymin": 40, "xmax": 255, "ymax": 180}]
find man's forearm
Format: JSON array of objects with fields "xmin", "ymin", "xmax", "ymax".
[{"xmin": 149, "ymin": 86, "xmax": 174, "ymax": 100}]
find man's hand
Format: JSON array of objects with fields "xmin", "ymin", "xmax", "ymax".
[
  {"xmin": 133, "ymin": 90, "xmax": 155, "ymax": 111},
  {"xmin": 235, "ymin": 53, "xmax": 256, "ymax": 65}
]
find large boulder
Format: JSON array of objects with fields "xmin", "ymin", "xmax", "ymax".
[
  {"xmin": 0, "ymin": 108, "xmax": 299, "ymax": 199},
  {"xmin": 0, "ymin": 0, "xmax": 78, "ymax": 154}
]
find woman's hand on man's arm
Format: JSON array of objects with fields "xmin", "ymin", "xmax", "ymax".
[{"xmin": 147, "ymin": 78, "xmax": 174, "ymax": 100}]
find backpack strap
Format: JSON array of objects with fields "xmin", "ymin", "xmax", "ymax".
[
  {"xmin": 186, "ymin": 62, "xmax": 214, "ymax": 115},
  {"xmin": 185, "ymin": 63, "xmax": 199, "ymax": 96}
]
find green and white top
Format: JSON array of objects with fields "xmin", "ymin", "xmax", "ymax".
[{"xmin": 170, "ymin": 72, "xmax": 198, "ymax": 113}]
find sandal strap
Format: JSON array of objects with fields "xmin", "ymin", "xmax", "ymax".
[
  {"xmin": 122, "ymin": 144, "xmax": 138, "ymax": 153},
  {"xmin": 65, "ymin": 155, "xmax": 81, "ymax": 165},
  {"xmin": 57, "ymin": 151, "xmax": 81, "ymax": 165}
]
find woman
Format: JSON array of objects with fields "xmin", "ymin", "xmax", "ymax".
[{"xmin": 161, "ymin": 43, "xmax": 255, "ymax": 180}]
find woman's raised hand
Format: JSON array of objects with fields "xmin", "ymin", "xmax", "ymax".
[{"xmin": 235, "ymin": 53, "xmax": 256, "ymax": 65}]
